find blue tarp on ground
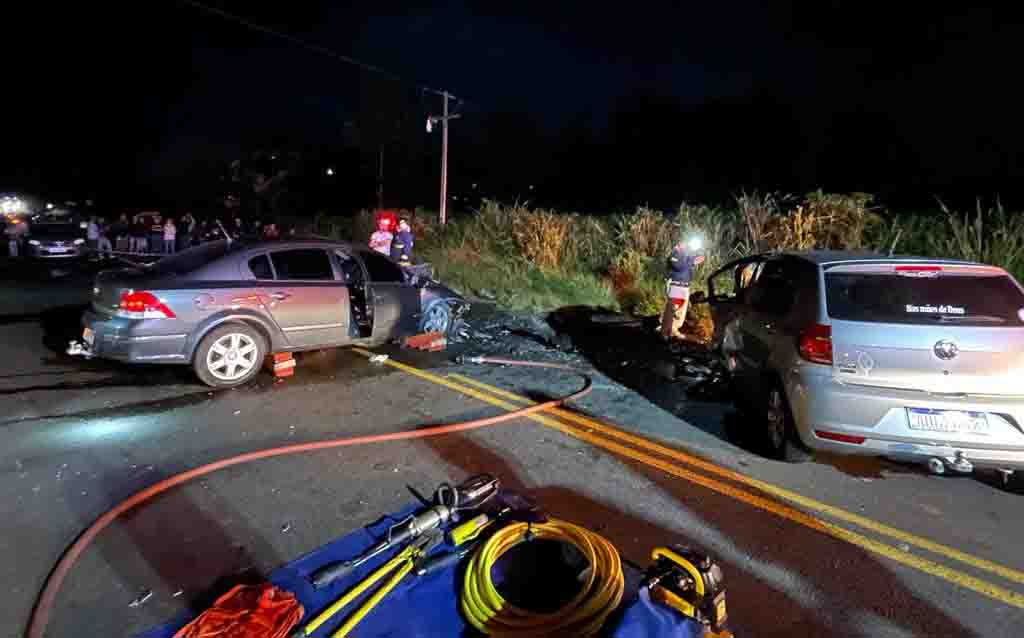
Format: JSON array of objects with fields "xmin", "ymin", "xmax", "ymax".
[{"xmin": 139, "ymin": 503, "xmax": 704, "ymax": 638}]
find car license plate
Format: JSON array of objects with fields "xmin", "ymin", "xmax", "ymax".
[
  {"xmin": 906, "ymin": 408, "xmax": 988, "ymax": 434},
  {"xmin": 82, "ymin": 327, "xmax": 94, "ymax": 346},
  {"xmin": 48, "ymin": 247, "xmax": 69, "ymax": 254}
]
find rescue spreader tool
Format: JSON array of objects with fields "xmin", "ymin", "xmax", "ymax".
[{"xmin": 308, "ymin": 474, "xmax": 499, "ymax": 588}]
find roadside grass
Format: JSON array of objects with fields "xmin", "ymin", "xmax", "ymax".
[{"xmin": 317, "ymin": 194, "xmax": 1024, "ymax": 336}]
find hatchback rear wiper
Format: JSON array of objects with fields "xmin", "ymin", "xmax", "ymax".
[{"xmin": 929, "ymin": 314, "xmax": 1006, "ymax": 324}]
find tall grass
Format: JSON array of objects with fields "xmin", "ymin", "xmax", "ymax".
[
  {"xmin": 934, "ymin": 200, "xmax": 1024, "ymax": 280},
  {"xmin": 510, "ymin": 208, "xmax": 574, "ymax": 271},
  {"xmin": 763, "ymin": 191, "xmax": 879, "ymax": 251},
  {"xmin": 318, "ymin": 194, "xmax": 1024, "ymax": 322}
]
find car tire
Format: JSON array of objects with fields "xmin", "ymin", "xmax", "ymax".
[
  {"xmin": 419, "ymin": 299, "xmax": 454, "ymax": 335},
  {"xmin": 763, "ymin": 381, "xmax": 812, "ymax": 463},
  {"xmin": 193, "ymin": 324, "xmax": 266, "ymax": 388}
]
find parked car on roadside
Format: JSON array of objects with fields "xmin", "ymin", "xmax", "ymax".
[
  {"xmin": 24, "ymin": 216, "xmax": 89, "ymax": 259},
  {"xmin": 702, "ymin": 251, "xmax": 1024, "ymax": 476},
  {"xmin": 74, "ymin": 239, "xmax": 467, "ymax": 387}
]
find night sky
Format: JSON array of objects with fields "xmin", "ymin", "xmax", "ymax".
[{"xmin": 7, "ymin": 2, "xmax": 1024, "ymax": 212}]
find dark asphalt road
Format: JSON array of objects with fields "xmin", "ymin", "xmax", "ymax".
[{"xmin": 1, "ymin": 257, "xmax": 1023, "ymax": 638}]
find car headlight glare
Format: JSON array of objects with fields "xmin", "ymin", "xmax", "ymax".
[{"xmin": 28, "ymin": 239, "xmax": 40, "ymax": 246}]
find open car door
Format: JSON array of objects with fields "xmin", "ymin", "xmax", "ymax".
[
  {"xmin": 706, "ymin": 256, "xmax": 766, "ymax": 347},
  {"xmin": 357, "ymin": 250, "xmax": 421, "ymax": 340}
]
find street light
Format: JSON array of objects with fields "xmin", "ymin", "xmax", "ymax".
[{"xmin": 326, "ymin": 168, "xmax": 335, "ymax": 176}]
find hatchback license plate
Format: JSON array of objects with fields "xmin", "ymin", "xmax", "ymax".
[
  {"xmin": 48, "ymin": 247, "xmax": 69, "ymax": 254},
  {"xmin": 907, "ymin": 408, "xmax": 988, "ymax": 434},
  {"xmin": 82, "ymin": 327, "xmax": 94, "ymax": 346}
]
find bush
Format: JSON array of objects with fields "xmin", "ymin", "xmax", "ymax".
[
  {"xmin": 934, "ymin": 200, "xmax": 1024, "ymax": 282},
  {"xmin": 509, "ymin": 207, "xmax": 574, "ymax": 272},
  {"xmin": 736, "ymin": 191, "xmax": 788, "ymax": 253},
  {"xmin": 765, "ymin": 191, "xmax": 879, "ymax": 251},
  {"xmin": 613, "ymin": 207, "xmax": 675, "ymax": 259}
]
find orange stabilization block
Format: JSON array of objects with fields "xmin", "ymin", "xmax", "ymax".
[
  {"xmin": 264, "ymin": 352, "xmax": 296, "ymax": 377},
  {"xmin": 404, "ymin": 332, "xmax": 447, "ymax": 352}
]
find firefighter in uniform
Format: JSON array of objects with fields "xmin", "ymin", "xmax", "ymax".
[
  {"xmin": 390, "ymin": 218, "xmax": 414, "ymax": 265},
  {"xmin": 660, "ymin": 237, "xmax": 705, "ymax": 340}
]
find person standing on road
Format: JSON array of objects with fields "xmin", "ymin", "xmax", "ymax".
[
  {"xmin": 163, "ymin": 218, "xmax": 177, "ymax": 254},
  {"xmin": 130, "ymin": 216, "xmax": 148, "ymax": 254},
  {"xmin": 660, "ymin": 237, "xmax": 705, "ymax": 340},
  {"xmin": 149, "ymin": 214, "xmax": 164, "ymax": 254},
  {"xmin": 114, "ymin": 213, "xmax": 130, "ymax": 252},
  {"xmin": 6, "ymin": 218, "xmax": 27, "ymax": 257},
  {"xmin": 86, "ymin": 217, "xmax": 100, "ymax": 251},
  {"xmin": 182, "ymin": 212, "xmax": 197, "ymax": 249},
  {"xmin": 97, "ymin": 218, "xmax": 113, "ymax": 258}
]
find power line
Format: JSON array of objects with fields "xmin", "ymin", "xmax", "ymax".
[
  {"xmin": 177, "ymin": 0, "xmax": 456, "ymax": 99},
  {"xmin": 179, "ymin": 1, "xmax": 467, "ymax": 227}
]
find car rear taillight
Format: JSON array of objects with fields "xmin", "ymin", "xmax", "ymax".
[
  {"xmin": 117, "ymin": 291, "xmax": 176, "ymax": 319},
  {"xmin": 814, "ymin": 430, "xmax": 866, "ymax": 445},
  {"xmin": 798, "ymin": 323, "xmax": 832, "ymax": 365}
]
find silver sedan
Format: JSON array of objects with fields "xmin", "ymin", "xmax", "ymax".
[{"xmin": 75, "ymin": 239, "xmax": 467, "ymax": 387}]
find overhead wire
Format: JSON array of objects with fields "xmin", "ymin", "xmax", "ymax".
[{"xmin": 177, "ymin": 0, "xmax": 457, "ymax": 100}]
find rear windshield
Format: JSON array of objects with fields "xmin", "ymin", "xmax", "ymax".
[
  {"xmin": 150, "ymin": 240, "xmax": 241, "ymax": 276},
  {"xmin": 826, "ymin": 271, "xmax": 1024, "ymax": 326}
]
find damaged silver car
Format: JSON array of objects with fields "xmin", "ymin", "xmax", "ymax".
[
  {"xmin": 705, "ymin": 251, "xmax": 1024, "ymax": 476},
  {"xmin": 71, "ymin": 240, "xmax": 468, "ymax": 387}
]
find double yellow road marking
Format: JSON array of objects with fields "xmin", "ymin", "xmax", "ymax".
[
  {"xmin": 355, "ymin": 349, "xmax": 1024, "ymax": 609},
  {"xmin": 449, "ymin": 373, "xmax": 1024, "ymax": 587}
]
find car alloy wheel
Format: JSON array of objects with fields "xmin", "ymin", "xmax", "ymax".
[
  {"xmin": 206, "ymin": 333, "xmax": 259, "ymax": 382},
  {"xmin": 766, "ymin": 387, "xmax": 787, "ymax": 453},
  {"xmin": 421, "ymin": 301, "xmax": 452, "ymax": 334}
]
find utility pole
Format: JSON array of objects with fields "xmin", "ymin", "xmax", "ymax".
[
  {"xmin": 427, "ymin": 91, "xmax": 461, "ymax": 227},
  {"xmin": 440, "ymin": 92, "xmax": 449, "ymax": 226}
]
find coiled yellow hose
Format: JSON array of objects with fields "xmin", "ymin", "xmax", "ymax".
[{"xmin": 461, "ymin": 518, "xmax": 625, "ymax": 637}]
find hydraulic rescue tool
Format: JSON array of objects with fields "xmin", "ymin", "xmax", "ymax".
[
  {"xmin": 293, "ymin": 531, "xmax": 444, "ymax": 638},
  {"xmin": 309, "ymin": 475, "xmax": 499, "ymax": 588},
  {"xmin": 642, "ymin": 546, "xmax": 730, "ymax": 636},
  {"xmin": 413, "ymin": 507, "xmax": 509, "ymax": 577}
]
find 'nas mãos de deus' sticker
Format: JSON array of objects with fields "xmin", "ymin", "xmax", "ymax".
[{"xmin": 905, "ymin": 304, "xmax": 965, "ymax": 315}]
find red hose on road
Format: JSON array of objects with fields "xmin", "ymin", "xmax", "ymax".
[
  {"xmin": 26, "ymin": 359, "xmax": 591, "ymax": 638},
  {"xmin": 466, "ymin": 356, "xmax": 578, "ymax": 371}
]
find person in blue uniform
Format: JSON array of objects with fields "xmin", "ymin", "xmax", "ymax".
[
  {"xmin": 660, "ymin": 237, "xmax": 705, "ymax": 340},
  {"xmin": 390, "ymin": 218, "xmax": 415, "ymax": 265}
]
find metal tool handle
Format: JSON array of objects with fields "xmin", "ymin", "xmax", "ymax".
[
  {"xmin": 311, "ymin": 538, "xmax": 388, "ymax": 588},
  {"xmin": 415, "ymin": 544, "xmax": 475, "ymax": 577},
  {"xmin": 311, "ymin": 560, "xmax": 356, "ymax": 589}
]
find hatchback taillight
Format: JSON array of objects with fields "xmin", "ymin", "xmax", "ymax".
[
  {"xmin": 798, "ymin": 323, "xmax": 832, "ymax": 364},
  {"xmin": 117, "ymin": 291, "xmax": 176, "ymax": 319}
]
